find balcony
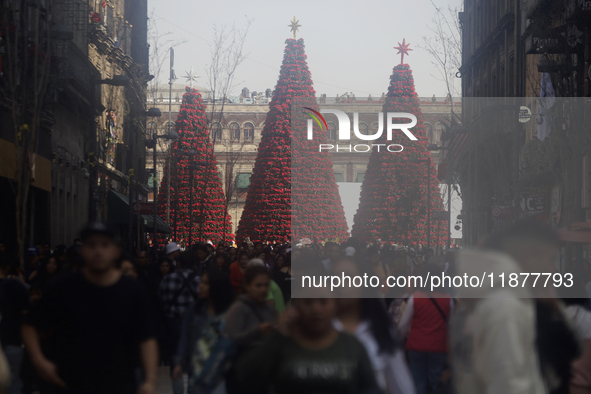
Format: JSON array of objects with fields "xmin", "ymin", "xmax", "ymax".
[{"xmin": 55, "ymin": 41, "xmax": 101, "ymax": 104}]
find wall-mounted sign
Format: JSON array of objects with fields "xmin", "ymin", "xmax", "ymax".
[
  {"xmin": 525, "ymin": 24, "xmax": 583, "ymax": 54},
  {"xmin": 520, "ymin": 192, "xmax": 546, "ymax": 217},
  {"xmin": 519, "ymin": 106, "xmax": 532, "ymax": 123}
]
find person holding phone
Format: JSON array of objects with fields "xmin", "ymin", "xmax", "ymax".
[{"xmin": 224, "ymin": 265, "xmax": 277, "ymax": 394}]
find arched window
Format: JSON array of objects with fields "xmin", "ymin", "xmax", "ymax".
[
  {"xmin": 243, "ymin": 122, "xmax": 254, "ymax": 141},
  {"xmin": 230, "ymin": 122, "xmax": 240, "ymax": 141},
  {"xmin": 147, "ymin": 122, "xmax": 157, "ymax": 139},
  {"xmin": 165, "ymin": 122, "xmax": 175, "ymax": 135},
  {"xmin": 358, "ymin": 122, "xmax": 369, "ymax": 135},
  {"xmin": 211, "ymin": 122, "xmax": 222, "ymax": 142},
  {"xmin": 328, "ymin": 122, "xmax": 337, "ymax": 141}
]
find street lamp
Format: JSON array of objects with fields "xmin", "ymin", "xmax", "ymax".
[
  {"xmin": 410, "ymin": 156, "xmax": 432, "ymax": 251},
  {"xmin": 145, "ymin": 125, "xmax": 178, "ymax": 248}
]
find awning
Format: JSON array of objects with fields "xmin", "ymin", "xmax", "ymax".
[
  {"xmin": 108, "ymin": 191, "xmax": 172, "ymax": 234},
  {"xmin": 143, "ymin": 214, "xmax": 173, "ymax": 234},
  {"xmin": 558, "ymin": 221, "xmax": 591, "ymax": 244}
]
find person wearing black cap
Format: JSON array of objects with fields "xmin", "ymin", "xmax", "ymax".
[
  {"xmin": 22, "ymin": 223, "xmax": 158, "ymax": 394},
  {"xmin": 24, "ymin": 246, "xmax": 41, "ymax": 284}
]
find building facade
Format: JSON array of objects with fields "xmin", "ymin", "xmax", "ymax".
[
  {"xmin": 458, "ymin": 0, "xmax": 591, "ymax": 268},
  {"xmin": 0, "ymin": 0, "xmax": 149, "ymax": 253}
]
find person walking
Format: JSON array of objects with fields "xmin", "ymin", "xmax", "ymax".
[
  {"xmin": 236, "ymin": 295, "xmax": 382, "ymax": 394},
  {"xmin": 158, "ymin": 251, "xmax": 200, "ymax": 394},
  {"xmin": 22, "ymin": 222, "xmax": 158, "ymax": 394},
  {"xmin": 333, "ymin": 257, "xmax": 415, "ymax": 394},
  {"xmin": 171, "ymin": 269, "xmax": 234, "ymax": 394},
  {"xmin": 224, "ymin": 265, "xmax": 277, "ymax": 394},
  {"xmin": 229, "ymin": 252, "xmax": 250, "ymax": 295},
  {"xmin": 398, "ymin": 264, "xmax": 452, "ymax": 394},
  {"xmin": 0, "ymin": 259, "xmax": 30, "ymax": 394},
  {"xmin": 477, "ymin": 220, "xmax": 580, "ymax": 394}
]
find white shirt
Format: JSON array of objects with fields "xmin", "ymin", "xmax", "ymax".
[{"xmin": 333, "ymin": 319, "xmax": 416, "ymax": 394}]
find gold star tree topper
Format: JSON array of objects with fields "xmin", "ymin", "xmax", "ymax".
[{"xmin": 288, "ymin": 17, "xmax": 301, "ymax": 39}]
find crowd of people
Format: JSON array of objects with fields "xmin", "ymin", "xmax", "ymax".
[{"xmin": 0, "ymin": 219, "xmax": 590, "ymax": 394}]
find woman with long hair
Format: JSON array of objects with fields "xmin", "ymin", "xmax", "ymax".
[
  {"xmin": 172, "ymin": 269, "xmax": 234, "ymax": 394},
  {"xmin": 333, "ymin": 257, "xmax": 415, "ymax": 394}
]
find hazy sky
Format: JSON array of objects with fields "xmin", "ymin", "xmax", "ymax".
[{"xmin": 148, "ymin": 0, "xmax": 462, "ymax": 98}]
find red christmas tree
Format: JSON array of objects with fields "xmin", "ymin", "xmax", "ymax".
[
  {"xmin": 156, "ymin": 87, "xmax": 232, "ymax": 246},
  {"xmin": 351, "ymin": 63, "xmax": 448, "ymax": 249},
  {"xmin": 236, "ymin": 38, "xmax": 348, "ymax": 243}
]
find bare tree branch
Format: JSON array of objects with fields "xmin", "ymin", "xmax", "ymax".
[
  {"xmin": 199, "ymin": 19, "xmax": 252, "ymax": 239},
  {"xmin": 420, "ymin": 2, "xmax": 462, "ymax": 99},
  {"xmin": 1, "ymin": 0, "xmax": 54, "ymax": 268}
]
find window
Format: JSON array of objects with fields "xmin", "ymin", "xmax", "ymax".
[
  {"xmin": 236, "ymin": 173, "xmax": 251, "ymax": 191},
  {"xmin": 358, "ymin": 122, "xmax": 369, "ymax": 135},
  {"xmin": 243, "ymin": 122, "xmax": 254, "ymax": 141},
  {"xmin": 328, "ymin": 122, "xmax": 337, "ymax": 141},
  {"xmin": 211, "ymin": 122, "xmax": 222, "ymax": 142},
  {"xmin": 425, "ymin": 123, "xmax": 434, "ymax": 143},
  {"xmin": 435, "ymin": 124, "xmax": 445, "ymax": 145},
  {"xmin": 334, "ymin": 173, "xmax": 343, "ymax": 182},
  {"xmin": 356, "ymin": 173, "xmax": 365, "ymax": 183},
  {"xmin": 147, "ymin": 122, "xmax": 157, "ymax": 139},
  {"xmin": 165, "ymin": 122, "xmax": 175, "ymax": 135},
  {"xmin": 230, "ymin": 122, "xmax": 240, "ymax": 141}
]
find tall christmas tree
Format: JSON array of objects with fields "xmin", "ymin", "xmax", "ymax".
[
  {"xmin": 236, "ymin": 20, "xmax": 348, "ymax": 243},
  {"xmin": 351, "ymin": 40, "xmax": 448, "ymax": 248},
  {"xmin": 156, "ymin": 87, "xmax": 232, "ymax": 246}
]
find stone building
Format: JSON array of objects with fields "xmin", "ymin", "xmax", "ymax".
[
  {"xmin": 458, "ymin": 0, "xmax": 591, "ymax": 268},
  {"xmin": 456, "ymin": 0, "xmax": 525, "ymax": 246},
  {"xmin": 0, "ymin": 0, "xmax": 149, "ymax": 250}
]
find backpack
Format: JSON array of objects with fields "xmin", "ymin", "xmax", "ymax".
[{"xmin": 188, "ymin": 317, "xmax": 237, "ymax": 391}]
